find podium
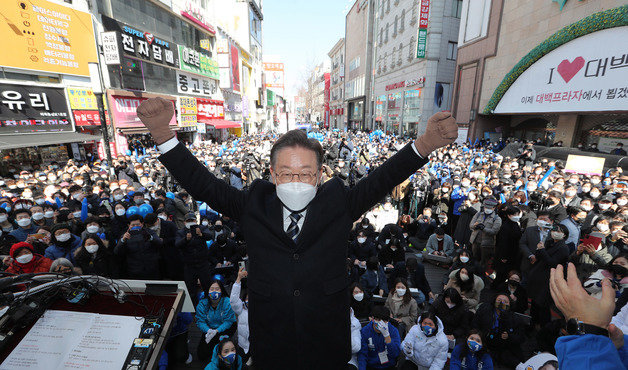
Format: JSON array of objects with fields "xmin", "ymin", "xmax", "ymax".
[{"xmin": 0, "ymin": 279, "xmax": 191, "ymax": 370}]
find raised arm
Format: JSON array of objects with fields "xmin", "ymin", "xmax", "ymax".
[{"xmin": 137, "ymin": 98, "xmax": 246, "ymax": 221}]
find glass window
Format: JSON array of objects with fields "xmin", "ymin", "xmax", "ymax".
[
  {"xmin": 385, "ymin": 23, "xmax": 389, "ymax": 43},
  {"xmin": 400, "ymin": 9, "xmax": 405, "ymax": 32},
  {"xmin": 393, "ymin": 15, "xmax": 398, "ymax": 37},
  {"xmin": 452, "ymin": 0, "xmax": 463, "ymax": 18},
  {"xmin": 447, "ymin": 42, "xmax": 458, "ymax": 60}
]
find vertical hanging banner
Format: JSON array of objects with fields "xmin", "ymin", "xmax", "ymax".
[{"xmin": 416, "ymin": 0, "xmax": 430, "ymax": 58}]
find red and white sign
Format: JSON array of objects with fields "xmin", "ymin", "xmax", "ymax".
[
  {"xmin": 97, "ymin": 139, "xmax": 117, "ymax": 160},
  {"xmin": 263, "ymin": 62, "xmax": 285, "ymax": 89},
  {"xmin": 419, "ymin": 0, "xmax": 430, "ymax": 29},
  {"xmin": 72, "ymin": 110, "xmax": 101, "ymax": 126},
  {"xmin": 494, "ymin": 27, "xmax": 628, "ymax": 114},
  {"xmin": 385, "ymin": 77, "xmax": 425, "ymax": 91},
  {"xmin": 110, "ymin": 95, "xmax": 177, "ymax": 128},
  {"xmin": 196, "ymin": 98, "xmax": 224, "ymax": 121}
]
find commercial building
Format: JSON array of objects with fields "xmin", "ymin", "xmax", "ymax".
[
  {"xmin": 328, "ymin": 38, "xmax": 346, "ymax": 130},
  {"xmin": 452, "ymin": 0, "xmax": 627, "ymax": 150},
  {"xmin": 371, "ymin": 0, "xmax": 461, "ymax": 136},
  {"xmin": 344, "ymin": 0, "xmax": 376, "ymax": 131}
]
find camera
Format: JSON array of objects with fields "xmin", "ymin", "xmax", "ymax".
[{"xmin": 476, "ymin": 223, "xmax": 485, "ymax": 230}]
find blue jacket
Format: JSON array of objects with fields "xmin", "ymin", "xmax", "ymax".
[
  {"xmin": 449, "ymin": 344, "xmax": 494, "ymax": 370},
  {"xmin": 9, "ymin": 224, "xmax": 39, "ymax": 242},
  {"xmin": 44, "ymin": 234, "xmax": 81, "ymax": 264},
  {"xmin": 358, "ymin": 321, "xmax": 401, "ymax": 370},
  {"xmin": 359, "ymin": 266, "xmax": 389, "ymax": 296},
  {"xmin": 451, "ymin": 187, "xmax": 468, "ymax": 216},
  {"xmin": 204, "ymin": 342, "xmax": 243, "ymax": 370},
  {"xmin": 555, "ymin": 334, "xmax": 628, "ymax": 369},
  {"xmin": 195, "ymin": 296, "xmax": 237, "ymax": 334},
  {"xmin": 560, "ymin": 217, "xmax": 581, "ymax": 253}
]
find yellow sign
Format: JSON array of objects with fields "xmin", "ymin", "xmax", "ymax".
[
  {"xmin": 565, "ymin": 154, "xmax": 605, "ymax": 176},
  {"xmin": 1, "ymin": 0, "xmax": 98, "ymax": 76},
  {"xmin": 67, "ymin": 87, "xmax": 97, "ymax": 110},
  {"xmin": 178, "ymin": 96, "xmax": 197, "ymax": 127}
]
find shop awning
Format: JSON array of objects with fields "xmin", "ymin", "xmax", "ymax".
[
  {"xmin": 205, "ymin": 119, "xmax": 242, "ymax": 129},
  {"xmin": 0, "ymin": 132, "xmax": 100, "ymax": 150}
]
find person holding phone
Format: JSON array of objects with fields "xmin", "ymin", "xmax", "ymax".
[
  {"xmin": 176, "ymin": 213, "xmax": 214, "ymax": 306},
  {"xmin": 230, "ymin": 267, "xmax": 251, "ymax": 365},
  {"xmin": 114, "ymin": 214, "xmax": 162, "ymax": 279}
]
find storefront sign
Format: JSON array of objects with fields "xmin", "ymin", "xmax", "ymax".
[
  {"xmin": 0, "ymin": 84, "xmax": 72, "ymax": 134},
  {"xmin": 565, "ymin": 155, "xmax": 605, "ymax": 176},
  {"xmin": 72, "ymin": 110, "xmax": 101, "ymax": 126},
  {"xmin": 176, "ymin": 0, "xmax": 215, "ymax": 35},
  {"xmin": 230, "ymin": 44, "xmax": 241, "ymax": 92},
  {"xmin": 110, "ymin": 95, "xmax": 177, "ymax": 128},
  {"xmin": 97, "ymin": 139, "xmax": 118, "ymax": 161},
  {"xmin": 178, "ymin": 45, "xmax": 219, "ymax": 80},
  {"xmin": 196, "ymin": 98, "xmax": 224, "ymax": 121},
  {"xmin": 177, "ymin": 97, "xmax": 197, "ymax": 128},
  {"xmin": 1, "ymin": 0, "xmax": 98, "ymax": 76},
  {"xmin": 102, "ymin": 16, "xmax": 178, "ymax": 68},
  {"xmin": 263, "ymin": 63, "xmax": 285, "ymax": 89},
  {"xmin": 176, "ymin": 71, "xmax": 219, "ymax": 97},
  {"xmin": 101, "ymin": 32, "xmax": 121, "ymax": 65},
  {"xmin": 416, "ymin": 0, "xmax": 430, "ymax": 59},
  {"xmin": 67, "ymin": 88, "xmax": 98, "ymax": 110},
  {"xmin": 386, "ymin": 77, "xmax": 425, "ymax": 91},
  {"xmin": 494, "ymin": 27, "xmax": 628, "ymax": 114}
]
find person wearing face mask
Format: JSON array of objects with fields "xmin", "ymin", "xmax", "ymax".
[
  {"xmin": 44, "ymin": 224, "xmax": 82, "ymax": 265},
  {"xmin": 494, "ymin": 270, "xmax": 528, "ymax": 314},
  {"xmin": 139, "ymin": 98, "xmax": 458, "ymax": 368},
  {"xmin": 450, "ymin": 330, "xmax": 494, "ymax": 370},
  {"xmin": 196, "ymin": 280, "xmax": 237, "ymax": 364},
  {"xmin": 562, "ymin": 184, "xmax": 581, "ymax": 208},
  {"xmin": 469, "ymin": 197, "xmax": 502, "ymax": 272},
  {"xmin": 519, "ymin": 211, "xmax": 554, "ymax": 278},
  {"xmin": 445, "ymin": 268, "xmax": 484, "ymax": 312},
  {"xmin": 350, "ymin": 231, "xmax": 377, "ymax": 270},
  {"xmin": 429, "ymin": 288, "xmax": 471, "ymax": 344},
  {"xmin": 350, "ymin": 283, "xmax": 374, "ymax": 321},
  {"xmin": 611, "ymin": 142, "xmax": 627, "ymax": 156},
  {"xmin": 176, "ymin": 213, "xmax": 214, "ymax": 307},
  {"xmin": 114, "ymin": 214, "xmax": 163, "ymax": 280},
  {"xmin": 570, "ymin": 221, "xmax": 615, "ymax": 283},
  {"xmin": 560, "ymin": 206, "xmax": 587, "ymax": 253},
  {"xmin": 110, "ymin": 202, "xmax": 130, "ymax": 242},
  {"xmin": 144, "ymin": 213, "xmax": 183, "ymax": 281},
  {"xmin": 473, "ymin": 293, "xmax": 524, "ymax": 367},
  {"xmin": 358, "ymin": 306, "xmax": 402, "ymax": 370},
  {"xmin": 412, "ymin": 208, "xmax": 438, "ymax": 245},
  {"xmin": 377, "ymin": 223, "xmax": 407, "ymax": 250},
  {"xmin": 384, "ymin": 279, "xmax": 418, "ymax": 339},
  {"xmin": 230, "ymin": 268, "xmax": 251, "ymax": 365},
  {"xmin": 360, "ymin": 256, "xmax": 389, "ymax": 298},
  {"xmin": 208, "ymin": 233, "xmax": 240, "ymax": 278},
  {"xmin": 9, "ymin": 209, "xmax": 39, "ymax": 242},
  {"xmin": 210, "ymin": 220, "xmax": 232, "ymax": 242},
  {"xmin": 79, "ymin": 216, "xmax": 107, "ymax": 243},
  {"xmin": 5, "ymin": 241, "xmax": 53, "ymax": 276},
  {"xmin": 350, "ymin": 217, "xmax": 377, "ymax": 241},
  {"xmin": 399, "ymin": 312, "xmax": 448, "ymax": 370},
  {"xmin": 378, "ymin": 238, "xmax": 406, "ymax": 273},
  {"xmin": 493, "ymin": 206, "xmax": 524, "ymax": 288},
  {"xmin": 528, "ymin": 224, "xmax": 570, "ymax": 327},
  {"xmin": 424, "ymin": 227, "xmax": 454, "ymax": 265},
  {"xmin": 584, "ymin": 254, "xmax": 628, "ymax": 300},
  {"xmin": 205, "ymin": 338, "xmax": 243, "ymax": 370},
  {"xmin": 73, "ymin": 236, "xmax": 117, "ymax": 277}
]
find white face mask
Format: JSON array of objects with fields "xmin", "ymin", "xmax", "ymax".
[
  {"xmin": 185, "ymin": 222, "xmax": 196, "ymax": 229},
  {"xmin": 16, "ymin": 253, "xmax": 33, "ymax": 264},
  {"xmin": 598, "ymin": 224, "xmax": 609, "ymax": 232},
  {"xmin": 86, "ymin": 225, "xmax": 99, "ymax": 234},
  {"xmin": 115, "ymin": 208, "xmax": 126, "ymax": 216},
  {"xmin": 85, "ymin": 244, "xmax": 99, "ymax": 254},
  {"xmin": 0, "ymin": 215, "xmax": 7, "ymax": 223},
  {"xmin": 537, "ymin": 220, "xmax": 551, "ymax": 229},
  {"xmin": 353, "ymin": 293, "xmax": 364, "ymax": 302},
  {"xmin": 460, "ymin": 273, "xmax": 470, "ymax": 282},
  {"xmin": 73, "ymin": 211, "xmax": 81, "ymax": 218},
  {"xmin": 565, "ymin": 190, "xmax": 576, "ymax": 197},
  {"xmin": 44, "ymin": 211, "xmax": 54, "ymax": 218},
  {"xmin": 599, "ymin": 203, "xmax": 611, "ymax": 210},
  {"xmin": 436, "ymin": 237, "xmax": 444, "ymax": 241},
  {"xmin": 618, "ymin": 199, "xmax": 628, "ymax": 206},
  {"xmin": 56, "ymin": 233, "xmax": 71, "ymax": 242},
  {"xmin": 35, "ymin": 198, "xmax": 45, "ymax": 205},
  {"xmin": 396, "ymin": 288, "xmax": 406, "ymax": 297},
  {"xmin": 202, "ymin": 220, "xmax": 209, "ymax": 226},
  {"xmin": 550, "ymin": 231, "xmax": 564, "ymax": 240},
  {"xmin": 158, "ymin": 214, "xmax": 168, "ymax": 221},
  {"xmin": 484, "ymin": 208, "xmax": 494, "ymax": 214},
  {"xmin": 357, "ymin": 237, "xmax": 366, "ymax": 244},
  {"xmin": 460, "ymin": 256, "xmax": 470, "ymax": 263},
  {"xmin": 275, "ymin": 179, "xmax": 318, "ymax": 212},
  {"xmin": 32, "ymin": 212, "xmax": 44, "ymax": 221},
  {"xmin": 16, "ymin": 218, "xmax": 31, "ymax": 227},
  {"xmin": 510, "ymin": 215, "xmax": 521, "ymax": 222},
  {"xmin": 446, "ymin": 302, "xmax": 456, "ymax": 309},
  {"xmin": 114, "ymin": 194, "xmax": 124, "ymax": 201}
]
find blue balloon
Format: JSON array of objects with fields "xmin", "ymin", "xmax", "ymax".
[
  {"xmin": 138, "ymin": 203, "xmax": 153, "ymax": 217},
  {"xmin": 126, "ymin": 206, "xmax": 139, "ymax": 217},
  {"xmin": 212, "ymin": 274, "xmax": 223, "ymax": 281},
  {"xmin": 126, "ymin": 150, "xmax": 132, "ymax": 156},
  {"xmin": 165, "ymin": 192, "xmax": 175, "ymax": 200},
  {"xmin": 0, "ymin": 203, "xmax": 9, "ymax": 211}
]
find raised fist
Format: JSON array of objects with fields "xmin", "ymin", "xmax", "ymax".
[
  {"xmin": 414, "ymin": 111, "xmax": 458, "ymax": 157},
  {"xmin": 136, "ymin": 97, "xmax": 175, "ymax": 144}
]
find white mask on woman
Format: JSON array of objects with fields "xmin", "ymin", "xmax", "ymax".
[{"xmin": 353, "ymin": 293, "xmax": 364, "ymax": 302}]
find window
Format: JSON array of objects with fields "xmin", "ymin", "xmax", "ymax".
[
  {"xmin": 452, "ymin": 0, "xmax": 463, "ymax": 18},
  {"xmin": 398, "ymin": 42, "xmax": 403, "ymax": 65},
  {"xmin": 393, "ymin": 15, "xmax": 398, "ymax": 37},
  {"xmin": 447, "ymin": 41, "xmax": 458, "ymax": 60},
  {"xmin": 383, "ymin": 52, "xmax": 388, "ymax": 71},
  {"xmin": 379, "ymin": 0, "xmax": 384, "ymax": 19},
  {"xmin": 410, "ymin": 4, "xmax": 417, "ymax": 25},
  {"xmin": 400, "ymin": 9, "xmax": 405, "ymax": 32},
  {"xmin": 408, "ymin": 36, "xmax": 415, "ymax": 60},
  {"xmin": 392, "ymin": 46, "xmax": 397, "ymax": 68},
  {"xmin": 379, "ymin": 28, "xmax": 383, "ymax": 45},
  {"xmin": 385, "ymin": 23, "xmax": 389, "ymax": 43},
  {"xmin": 386, "ymin": 0, "xmax": 390, "ymax": 13}
]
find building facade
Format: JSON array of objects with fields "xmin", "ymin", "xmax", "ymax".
[
  {"xmin": 328, "ymin": 38, "xmax": 346, "ymax": 130},
  {"xmin": 345, "ymin": 0, "xmax": 376, "ymax": 131},
  {"xmin": 452, "ymin": 0, "xmax": 627, "ymax": 150},
  {"xmin": 372, "ymin": 0, "xmax": 461, "ymax": 137}
]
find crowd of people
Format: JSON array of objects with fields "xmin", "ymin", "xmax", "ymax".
[{"xmin": 0, "ymin": 128, "xmax": 627, "ymax": 369}]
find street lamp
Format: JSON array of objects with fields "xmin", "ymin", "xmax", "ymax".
[{"xmin": 88, "ymin": 62, "xmax": 114, "ymax": 178}]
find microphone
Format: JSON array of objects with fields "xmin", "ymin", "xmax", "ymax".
[{"xmin": 0, "ymin": 273, "xmax": 35, "ymax": 291}]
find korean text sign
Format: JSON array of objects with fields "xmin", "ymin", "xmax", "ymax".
[
  {"xmin": 1, "ymin": 0, "xmax": 98, "ymax": 76},
  {"xmin": 0, "ymin": 84, "xmax": 72, "ymax": 134}
]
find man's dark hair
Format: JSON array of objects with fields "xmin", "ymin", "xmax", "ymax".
[
  {"xmin": 567, "ymin": 205, "xmax": 584, "ymax": 217},
  {"xmin": 371, "ymin": 305, "xmax": 390, "ymax": 320},
  {"xmin": 270, "ymin": 130, "xmax": 324, "ymax": 169},
  {"xmin": 144, "ymin": 213, "xmax": 158, "ymax": 225},
  {"xmin": 128, "ymin": 214, "xmax": 143, "ymax": 223},
  {"xmin": 435, "ymin": 227, "xmax": 445, "ymax": 236}
]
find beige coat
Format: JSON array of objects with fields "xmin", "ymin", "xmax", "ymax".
[
  {"xmin": 384, "ymin": 293, "xmax": 419, "ymax": 329},
  {"xmin": 446, "ymin": 269, "xmax": 485, "ymax": 312}
]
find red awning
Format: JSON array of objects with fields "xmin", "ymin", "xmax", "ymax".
[{"xmin": 205, "ymin": 119, "xmax": 242, "ymax": 129}]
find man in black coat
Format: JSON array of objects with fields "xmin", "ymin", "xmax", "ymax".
[
  {"xmin": 144, "ymin": 213, "xmax": 183, "ymax": 281},
  {"xmin": 175, "ymin": 213, "xmax": 213, "ymax": 306},
  {"xmin": 137, "ymin": 97, "xmax": 457, "ymax": 369},
  {"xmin": 114, "ymin": 214, "xmax": 162, "ymax": 280}
]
